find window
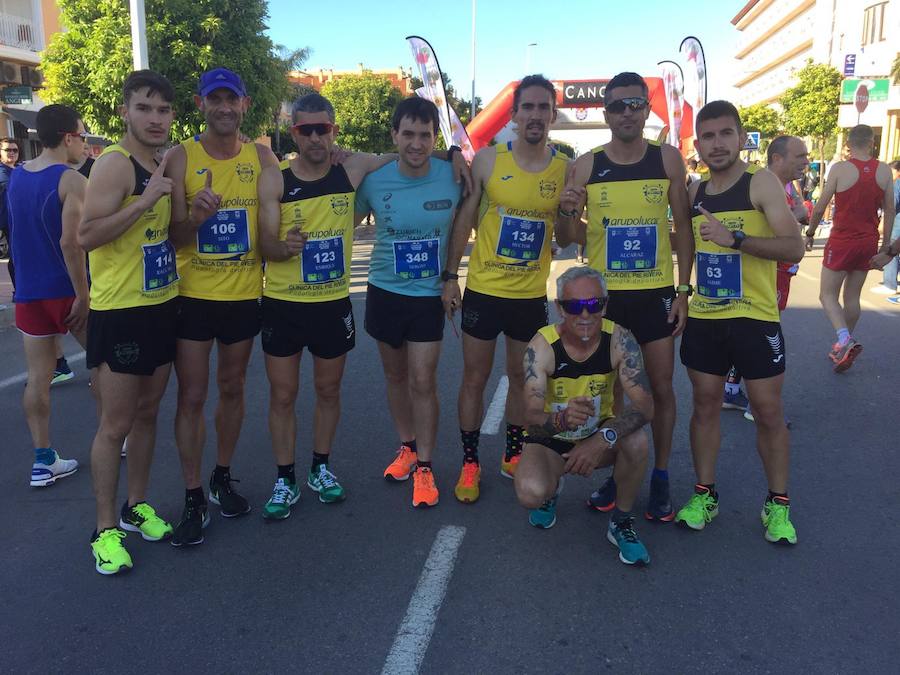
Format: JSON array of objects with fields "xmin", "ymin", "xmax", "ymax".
[{"xmin": 862, "ymin": 2, "xmax": 888, "ymax": 45}]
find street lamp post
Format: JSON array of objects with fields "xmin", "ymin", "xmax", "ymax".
[
  {"xmin": 525, "ymin": 43, "xmax": 537, "ymax": 74},
  {"xmin": 470, "ymin": 0, "xmax": 476, "ymax": 122},
  {"xmin": 129, "ymin": 0, "xmax": 149, "ymax": 69}
]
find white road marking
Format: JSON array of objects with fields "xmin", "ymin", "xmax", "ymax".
[
  {"xmin": 0, "ymin": 351, "xmax": 85, "ymax": 391},
  {"xmin": 480, "ymin": 375, "xmax": 508, "ymax": 435},
  {"xmin": 382, "ymin": 525, "xmax": 467, "ymax": 675}
]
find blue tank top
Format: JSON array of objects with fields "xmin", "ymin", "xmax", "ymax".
[
  {"xmin": 355, "ymin": 159, "xmax": 461, "ymax": 297},
  {"xmin": 9, "ymin": 164, "xmax": 75, "ymax": 302}
]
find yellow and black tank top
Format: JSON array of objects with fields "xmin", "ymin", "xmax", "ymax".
[
  {"xmin": 585, "ymin": 141, "xmax": 673, "ymax": 290},
  {"xmin": 537, "ymin": 321, "xmax": 617, "ymax": 441},
  {"xmin": 689, "ymin": 165, "xmax": 778, "ymax": 321},
  {"xmin": 466, "ymin": 142, "xmax": 568, "ymax": 299},
  {"xmin": 177, "ymin": 137, "xmax": 262, "ymax": 301},
  {"xmin": 88, "ymin": 145, "xmax": 178, "ymax": 311},
  {"xmin": 263, "ymin": 161, "xmax": 355, "ymax": 303}
]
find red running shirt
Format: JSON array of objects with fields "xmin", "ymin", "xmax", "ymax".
[{"xmin": 831, "ymin": 158, "xmax": 884, "ymax": 241}]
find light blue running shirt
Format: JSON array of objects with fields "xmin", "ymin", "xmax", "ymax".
[{"xmin": 356, "ymin": 159, "xmax": 461, "ymax": 297}]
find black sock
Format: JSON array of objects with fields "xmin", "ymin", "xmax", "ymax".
[
  {"xmin": 417, "ymin": 460, "xmax": 432, "ymax": 470},
  {"xmin": 505, "ymin": 424, "xmax": 525, "ymax": 461},
  {"xmin": 767, "ymin": 491, "xmax": 789, "ymax": 504},
  {"xmin": 212, "ymin": 465, "xmax": 230, "ymax": 484},
  {"xmin": 403, "ymin": 439, "xmax": 418, "ymax": 454},
  {"xmin": 277, "ymin": 463, "xmax": 295, "ymax": 483},
  {"xmin": 696, "ymin": 483, "xmax": 717, "ymax": 500},
  {"xmin": 311, "ymin": 452, "xmax": 329, "ymax": 470},
  {"xmin": 461, "ymin": 429, "xmax": 480, "ymax": 464},
  {"xmin": 725, "ymin": 366, "xmax": 741, "ymax": 385},
  {"xmin": 56, "ymin": 357, "xmax": 67, "ymax": 369},
  {"xmin": 186, "ymin": 486, "xmax": 205, "ymax": 504},
  {"xmin": 611, "ymin": 507, "xmax": 632, "ymax": 525}
]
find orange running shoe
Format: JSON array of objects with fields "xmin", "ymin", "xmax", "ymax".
[
  {"xmin": 384, "ymin": 445, "xmax": 418, "ymax": 482},
  {"xmin": 454, "ymin": 462, "xmax": 481, "ymax": 503},
  {"xmin": 833, "ymin": 339, "xmax": 862, "ymax": 373},
  {"xmin": 500, "ymin": 453, "xmax": 521, "ymax": 479},
  {"xmin": 412, "ymin": 467, "xmax": 439, "ymax": 508},
  {"xmin": 827, "ymin": 342, "xmax": 842, "ymax": 363}
]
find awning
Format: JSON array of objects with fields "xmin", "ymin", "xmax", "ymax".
[{"xmin": 3, "ymin": 106, "xmax": 38, "ymax": 132}]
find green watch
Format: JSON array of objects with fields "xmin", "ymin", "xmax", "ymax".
[{"xmin": 676, "ymin": 284, "xmax": 693, "ymax": 296}]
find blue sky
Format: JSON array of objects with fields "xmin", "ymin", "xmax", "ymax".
[{"xmin": 266, "ymin": 0, "xmax": 743, "ymax": 105}]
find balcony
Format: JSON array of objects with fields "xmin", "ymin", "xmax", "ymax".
[{"xmin": 0, "ymin": 13, "xmax": 40, "ymax": 52}]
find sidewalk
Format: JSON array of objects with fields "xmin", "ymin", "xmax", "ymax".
[{"xmin": 0, "ymin": 257, "xmax": 12, "ymax": 330}]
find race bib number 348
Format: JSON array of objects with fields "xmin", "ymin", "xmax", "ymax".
[
  {"xmin": 197, "ymin": 209, "xmax": 250, "ymax": 254},
  {"xmin": 393, "ymin": 239, "xmax": 440, "ymax": 279}
]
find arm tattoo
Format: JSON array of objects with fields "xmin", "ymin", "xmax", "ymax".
[
  {"xmin": 524, "ymin": 347, "xmax": 539, "ymax": 383},
  {"xmin": 527, "ymin": 416, "xmax": 557, "ymax": 439},
  {"xmin": 618, "ymin": 329, "xmax": 651, "ymax": 394},
  {"xmin": 608, "ymin": 409, "xmax": 649, "ymax": 439}
]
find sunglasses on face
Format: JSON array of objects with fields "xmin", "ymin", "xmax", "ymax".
[
  {"xmin": 558, "ymin": 297, "xmax": 608, "ymax": 315},
  {"xmin": 605, "ymin": 97, "xmax": 649, "ymax": 114},
  {"xmin": 61, "ymin": 131, "xmax": 88, "ymax": 140},
  {"xmin": 292, "ymin": 123, "xmax": 334, "ymax": 137},
  {"xmin": 2, "ymin": 147, "xmax": 18, "ymax": 153}
]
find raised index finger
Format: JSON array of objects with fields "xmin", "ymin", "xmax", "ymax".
[
  {"xmin": 153, "ymin": 149, "xmax": 170, "ymax": 176},
  {"xmin": 204, "ymin": 168, "xmax": 213, "ymax": 189},
  {"xmin": 698, "ymin": 205, "xmax": 717, "ymax": 221}
]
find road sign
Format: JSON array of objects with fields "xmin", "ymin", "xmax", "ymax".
[
  {"xmin": 840, "ymin": 78, "xmax": 889, "ymax": 103},
  {"xmin": 1, "ymin": 86, "xmax": 32, "ymax": 105},
  {"xmin": 743, "ymin": 131, "xmax": 760, "ymax": 150},
  {"xmin": 843, "ymin": 54, "xmax": 856, "ymax": 76},
  {"xmin": 855, "ymin": 86, "xmax": 869, "ymax": 114}
]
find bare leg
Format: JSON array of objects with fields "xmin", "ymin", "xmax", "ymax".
[
  {"xmin": 377, "ymin": 341, "xmax": 414, "ymax": 444},
  {"xmin": 406, "ymin": 341, "xmax": 442, "ymax": 462},
  {"xmin": 458, "ymin": 333, "xmax": 496, "ymax": 430},
  {"xmin": 745, "ymin": 375, "xmax": 789, "ymax": 493},
  {"xmin": 611, "ymin": 430, "xmax": 649, "ymax": 512},
  {"xmin": 640, "ymin": 336, "xmax": 676, "ymax": 470},
  {"xmin": 213, "ymin": 338, "xmax": 254, "ymax": 467},
  {"xmin": 841, "ymin": 270, "xmax": 868, "ymax": 334},
  {"xmin": 125, "ymin": 364, "xmax": 172, "ymax": 506},
  {"xmin": 22, "ymin": 335, "xmax": 57, "ymax": 449},
  {"xmin": 818, "ymin": 267, "xmax": 849, "ymax": 333},
  {"xmin": 265, "ymin": 351, "xmax": 301, "ymax": 467},
  {"xmin": 515, "ymin": 443, "xmax": 566, "ymax": 509},
  {"xmin": 687, "ymin": 368, "xmax": 727, "ymax": 485},
  {"xmin": 312, "ymin": 353, "xmax": 347, "ymax": 455},
  {"xmin": 174, "ymin": 338, "xmax": 213, "ymax": 489},
  {"xmin": 503, "ymin": 336, "xmax": 530, "ymax": 427}
]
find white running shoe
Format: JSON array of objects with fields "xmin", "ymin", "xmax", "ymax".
[
  {"xmin": 31, "ymin": 452, "xmax": 78, "ymax": 487},
  {"xmin": 869, "ymin": 285, "xmax": 897, "ymax": 295}
]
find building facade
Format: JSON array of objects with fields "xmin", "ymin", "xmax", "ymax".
[{"xmin": 731, "ymin": 0, "xmax": 899, "ymax": 161}]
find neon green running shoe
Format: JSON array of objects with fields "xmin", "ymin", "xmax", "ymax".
[
  {"xmin": 675, "ymin": 488, "xmax": 719, "ymax": 531},
  {"xmin": 91, "ymin": 528, "xmax": 132, "ymax": 576},
  {"xmin": 263, "ymin": 478, "xmax": 301, "ymax": 520},
  {"xmin": 119, "ymin": 501, "xmax": 173, "ymax": 541},
  {"xmin": 761, "ymin": 499, "xmax": 797, "ymax": 544},
  {"xmin": 307, "ymin": 464, "xmax": 346, "ymax": 503}
]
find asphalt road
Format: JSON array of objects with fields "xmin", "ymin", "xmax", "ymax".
[{"xmin": 1, "ymin": 241, "xmax": 897, "ymax": 674}]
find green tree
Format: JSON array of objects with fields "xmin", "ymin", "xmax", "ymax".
[
  {"xmin": 321, "ymin": 73, "xmax": 403, "ymax": 153},
  {"xmin": 738, "ymin": 103, "xmax": 782, "ymax": 138},
  {"xmin": 781, "ymin": 60, "xmax": 842, "ymax": 187},
  {"xmin": 42, "ymin": 0, "xmax": 293, "ymax": 140}
]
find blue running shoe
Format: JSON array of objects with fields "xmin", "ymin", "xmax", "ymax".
[
  {"xmin": 644, "ymin": 475, "xmax": 674, "ymax": 522},
  {"xmin": 529, "ymin": 477, "xmax": 563, "ymax": 529},
  {"xmin": 722, "ymin": 389, "xmax": 750, "ymax": 411},
  {"xmin": 607, "ymin": 516, "xmax": 650, "ymax": 566}
]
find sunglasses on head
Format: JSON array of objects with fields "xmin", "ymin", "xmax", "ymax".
[
  {"xmin": 558, "ymin": 297, "xmax": 608, "ymax": 315},
  {"xmin": 605, "ymin": 97, "xmax": 649, "ymax": 114},
  {"xmin": 292, "ymin": 123, "xmax": 335, "ymax": 137}
]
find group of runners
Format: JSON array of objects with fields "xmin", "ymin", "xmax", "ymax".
[{"xmin": 9, "ymin": 67, "xmax": 898, "ymax": 575}]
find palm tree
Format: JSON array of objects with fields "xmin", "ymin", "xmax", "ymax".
[{"xmin": 891, "ymin": 52, "xmax": 900, "ymax": 85}]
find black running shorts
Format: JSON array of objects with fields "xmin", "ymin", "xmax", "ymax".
[
  {"xmin": 679, "ymin": 317, "xmax": 786, "ymax": 379},
  {"xmin": 176, "ymin": 297, "xmax": 261, "ymax": 345},
  {"xmin": 461, "ymin": 288, "xmax": 549, "ymax": 343},
  {"xmin": 86, "ymin": 298, "xmax": 178, "ymax": 376},
  {"xmin": 364, "ymin": 283, "xmax": 443, "ymax": 348},
  {"xmin": 604, "ymin": 286, "xmax": 677, "ymax": 345},
  {"xmin": 261, "ymin": 296, "xmax": 355, "ymax": 359}
]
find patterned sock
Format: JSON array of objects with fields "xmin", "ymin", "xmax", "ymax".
[
  {"xmin": 461, "ymin": 428, "xmax": 480, "ymax": 464},
  {"xmin": 505, "ymin": 423, "xmax": 525, "ymax": 461}
]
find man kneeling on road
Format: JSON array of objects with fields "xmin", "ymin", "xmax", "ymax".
[{"xmin": 515, "ymin": 266, "xmax": 654, "ymax": 566}]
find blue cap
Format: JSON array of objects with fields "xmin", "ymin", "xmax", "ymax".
[{"xmin": 198, "ymin": 67, "xmax": 247, "ymax": 97}]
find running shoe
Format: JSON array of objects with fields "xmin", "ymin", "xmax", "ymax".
[
  {"xmin": 262, "ymin": 478, "xmax": 301, "ymax": 520},
  {"xmin": 412, "ymin": 467, "xmax": 439, "ymax": 508},
  {"xmin": 743, "ymin": 409, "xmax": 755, "ymax": 422},
  {"xmin": 30, "ymin": 451, "xmax": 78, "ymax": 487},
  {"xmin": 91, "ymin": 528, "xmax": 132, "ymax": 576},
  {"xmin": 721, "ymin": 389, "xmax": 750, "ymax": 411},
  {"xmin": 454, "ymin": 462, "xmax": 481, "ymax": 503},
  {"xmin": 50, "ymin": 359, "xmax": 74, "ymax": 386},
  {"xmin": 869, "ymin": 284, "xmax": 897, "ymax": 295},
  {"xmin": 171, "ymin": 501, "xmax": 210, "ymax": 547},
  {"xmin": 500, "ymin": 453, "xmax": 520, "ymax": 479},
  {"xmin": 644, "ymin": 475, "xmax": 674, "ymax": 522},
  {"xmin": 209, "ymin": 470, "xmax": 251, "ymax": 517},
  {"xmin": 586, "ymin": 476, "xmax": 616, "ymax": 512},
  {"xmin": 832, "ymin": 339, "xmax": 862, "ymax": 373},
  {"xmin": 607, "ymin": 516, "xmax": 650, "ymax": 566},
  {"xmin": 529, "ymin": 477, "xmax": 563, "ymax": 528},
  {"xmin": 119, "ymin": 501, "xmax": 173, "ymax": 541},
  {"xmin": 307, "ymin": 464, "xmax": 346, "ymax": 503},
  {"xmin": 383, "ymin": 445, "xmax": 418, "ymax": 482},
  {"xmin": 761, "ymin": 498, "xmax": 798, "ymax": 545},
  {"xmin": 887, "ymin": 296, "xmax": 900, "ymax": 305},
  {"xmin": 675, "ymin": 488, "xmax": 719, "ymax": 531}
]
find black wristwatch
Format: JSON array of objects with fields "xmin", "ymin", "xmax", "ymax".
[
  {"xmin": 729, "ymin": 230, "xmax": 746, "ymax": 250},
  {"xmin": 441, "ymin": 270, "xmax": 459, "ymax": 282},
  {"xmin": 446, "ymin": 145, "xmax": 462, "ymax": 162}
]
